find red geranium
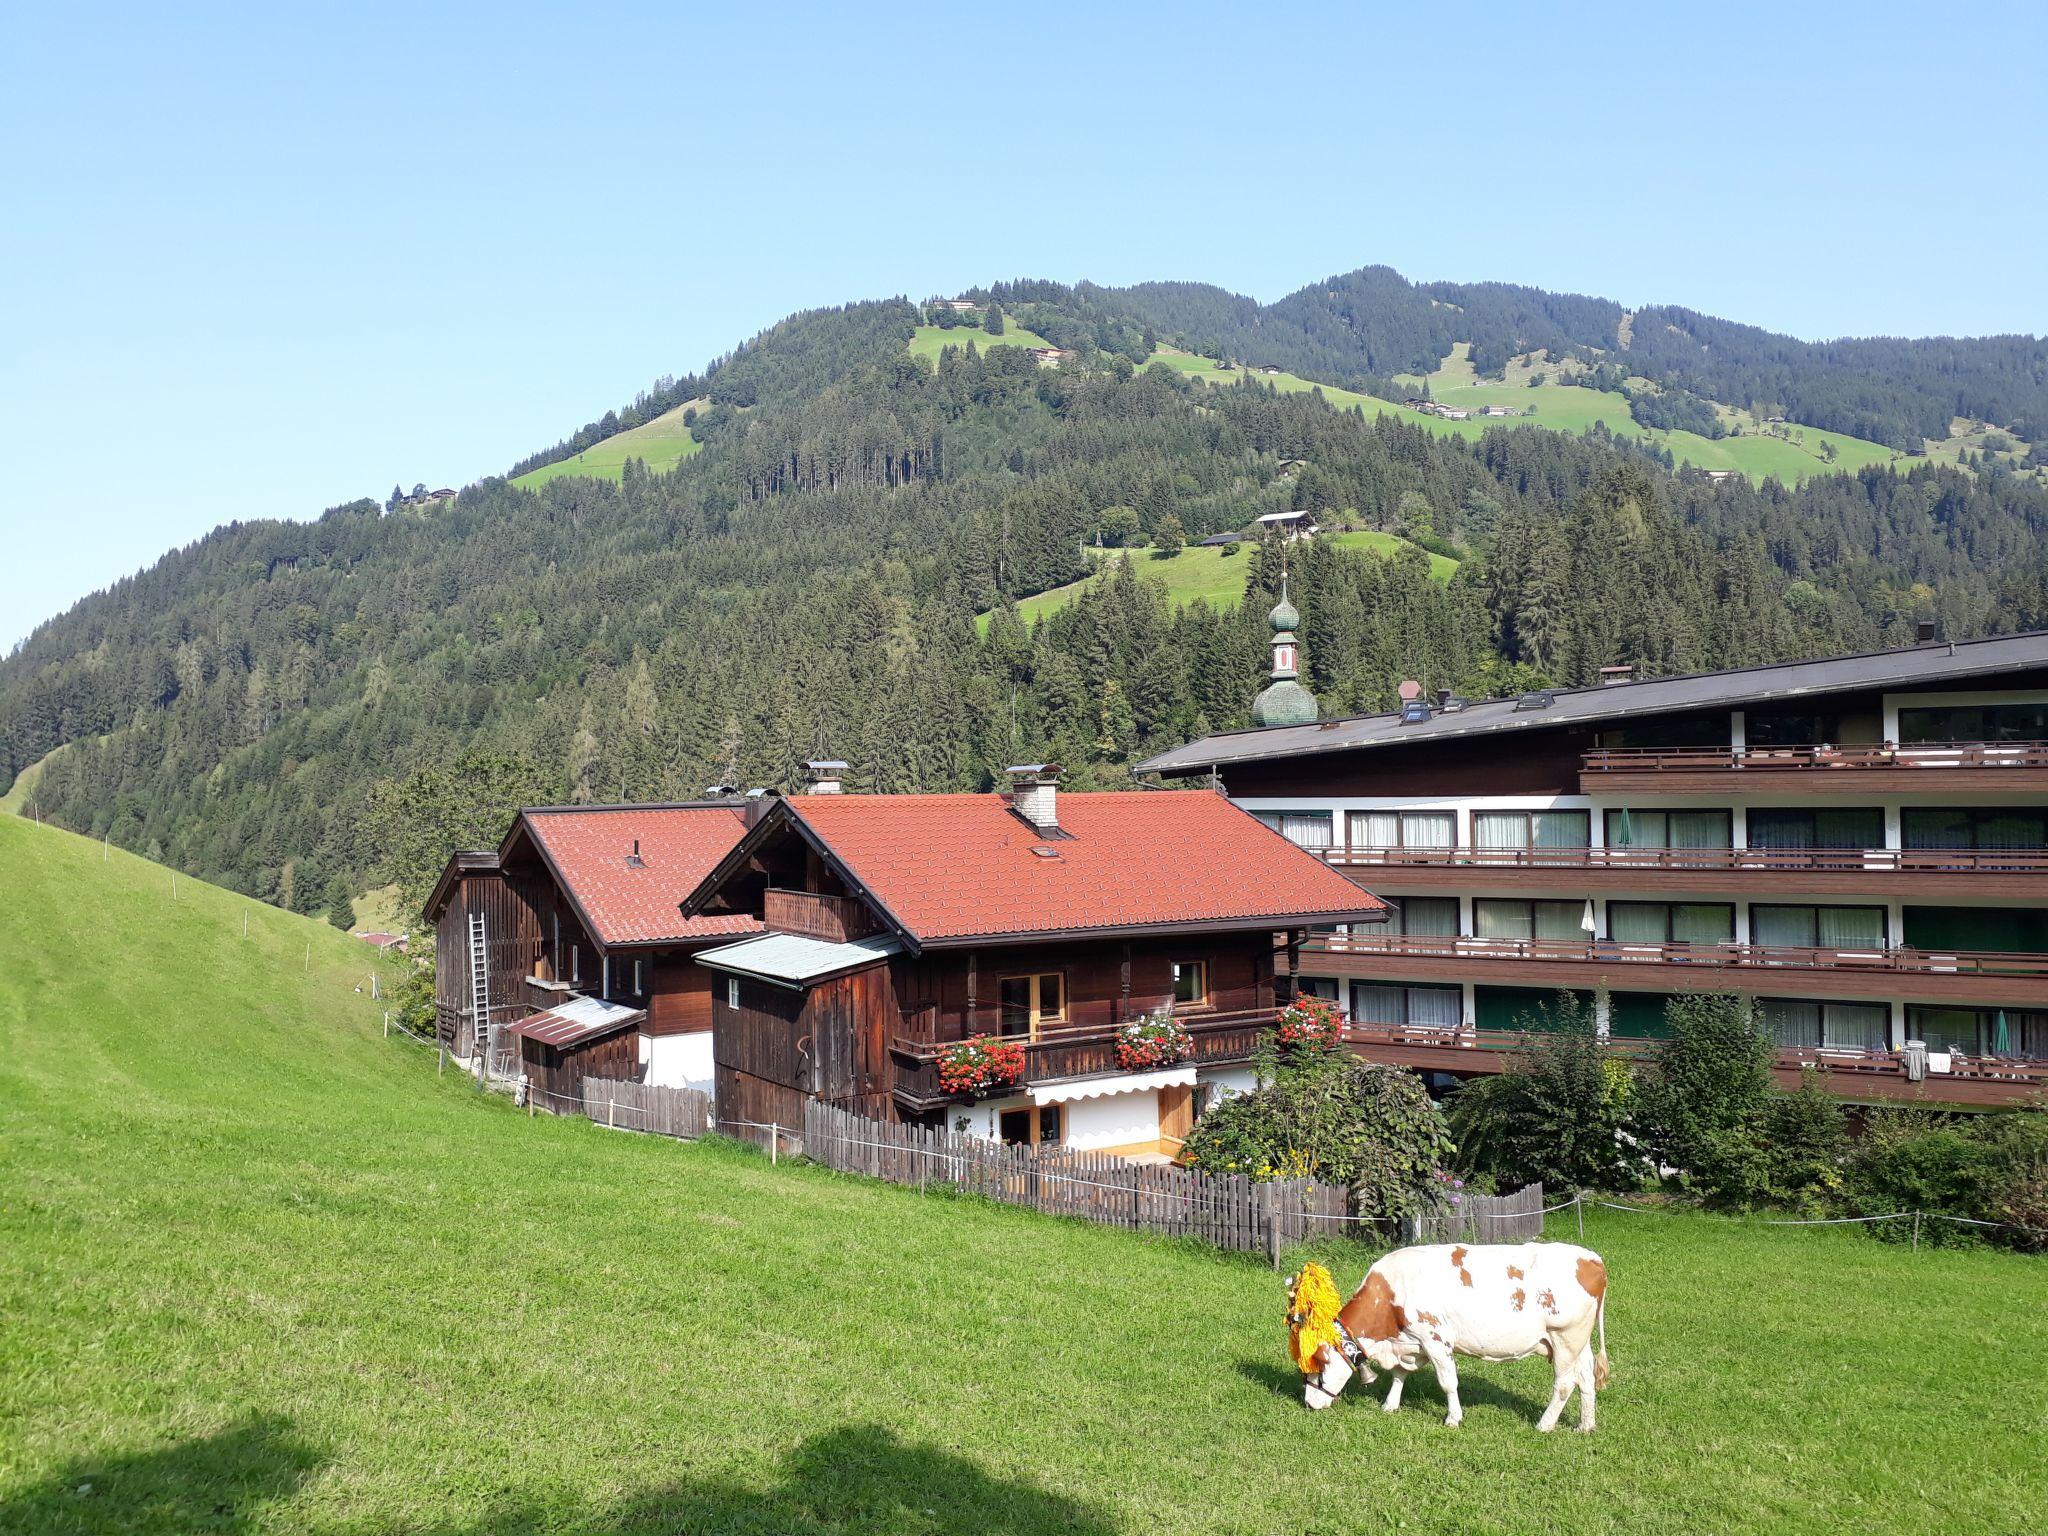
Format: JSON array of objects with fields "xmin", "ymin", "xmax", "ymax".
[
  {"xmin": 936, "ymin": 1034, "xmax": 1027, "ymax": 1096},
  {"xmin": 1275, "ymin": 996, "xmax": 1343, "ymax": 1052},
  {"xmin": 1115, "ymin": 1012, "xmax": 1192, "ymax": 1071}
]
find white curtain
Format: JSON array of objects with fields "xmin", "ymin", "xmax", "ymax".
[
  {"xmin": 1751, "ymin": 906, "xmax": 1816, "ymax": 948},
  {"xmin": 1822, "ymin": 1004, "xmax": 1888, "ymax": 1050},
  {"xmin": 1534, "ymin": 811, "xmax": 1590, "ymax": 849},
  {"xmin": 1348, "ymin": 811, "xmax": 1400, "ymax": 848},
  {"xmin": 1474, "ymin": 901, "xmax": 1531, "ymax": 940},
  {"xmin": 1398, "ymin": 898, "xmax": 1460, "ymax": 937},
  {"xmin": 1534, "ymin": 902, "xmax": 1585, "ymax": 942},
  {"xmin": 1351, "ymin": 985, "xmax": 1405, "ymax": 1025},
  {"xmin": 1672, "ymin": 905, "xmax": 1733, "ymax": 945},
  {"xmin": 1403, "ymin": 812, "xmax": 1455, "ymax": 849},
  {"xmin": 1406, "ymin": 987, "xmax": 1462, "ymax": 1028},
  {"xmin": 1474, "ymin": 813, "xmax": 1529, "ymax": 851},
  {"xmin": 1280, "ymin": 814, "xmax": 1332, "ymax": 850},
  {"xmin": 1818, "ymin": 907, "xmax": 1885, "ymax": 949},
  {"xmin": 1670, "ymin": 811, "xmax": 1730, "ymax": 849},
  {"xmin": 1759, "ymin": 999, "xmax": 1820, "ymax": 1047},
  {"xmin": 1609, "ymin": 904, "xmax": 1667, "ymax": 945}
]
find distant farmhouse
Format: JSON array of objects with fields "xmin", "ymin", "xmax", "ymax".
[
  {"xmin": 1026, "ymin": 347, "xmax": 1076, "ymax": 369},
  {"xmin": 931, "ymin": 298, "xmax": 981, "ymax": 313},
  {"xmin": 1402, "ymin": 398, "xmax": 1472, "ymax": 421},
  {"xmin": 1256, "ymin": 509, "xmax": 1321, "ymax": 542}
]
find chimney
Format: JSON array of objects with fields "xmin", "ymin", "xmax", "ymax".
[
  {"xmin": 1599, "ymin": 664, "xmax": 1634, "ymax": 687},
  {"xmin": 1915, "ymin": 620, "xmax": 1937, "ymax": 644},
  {"xmin": 626, "ymin": 837, "xmax": 645, "ymax": 868},
  {"xmin": 1434, "ymin": 688, "xmax": 1453, "ymax": 710},
  {"xmin": 1007, "ymin": 763, "xmax": 1061, "ymax": 831},
  {"xmin": 804, "ymin": 758, "xmax": 847, "ymax": 794}
]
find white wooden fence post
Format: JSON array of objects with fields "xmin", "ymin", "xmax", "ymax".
[{"xmin": 771, "ymin": 1124, "xmax": 780, "ymax": 1164}]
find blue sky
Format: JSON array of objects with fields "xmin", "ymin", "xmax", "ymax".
[{"xmin": 3, "ymin": 1, "xmax": 2044, "ymax": 651}]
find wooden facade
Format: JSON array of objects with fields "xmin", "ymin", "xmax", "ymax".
[{"xmin": 520, "ymin": 1024, "xmax": 641, "ymax": 1110}]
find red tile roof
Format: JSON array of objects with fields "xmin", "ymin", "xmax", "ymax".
[
  {"xmin": 523, "ymin": 806, "xmax": 762, "ymax": 947},
  {"xmin": 783, "ymin": 790, "xmax": 1385, "ymax": 944}
]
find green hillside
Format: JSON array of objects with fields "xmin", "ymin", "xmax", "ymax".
[
  {"xmin": 982, "ymin": 532, "xmax": 1458, "ymax": 632},
  {"xmin": 5, "ymin": 808, "xmax": 2046, "ymax": 1533},
  {"xmin": 1150, "ymin": 345, "xmax": 1910, "ymax": 487},
  {"xmin": 511, "ymin": 399, "xmax": 704, "ymax": 488},
  {"xmin": 907, "ymin": 320, "xmax": 1055, "ymax": 363}
]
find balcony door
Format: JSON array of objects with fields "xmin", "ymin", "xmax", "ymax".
[{"xmin": 999, "ymin": 972, "xmax": 1065, "ymax": 1040}]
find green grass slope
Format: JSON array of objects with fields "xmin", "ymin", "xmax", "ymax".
[
  {"xmin": 4, "ymin": 809, "xmax": 2045, "ymax": 1534},
  {"xmin": 1151, "ymin": 344, "xmax": 1910, "ymax": 487},
  {"xmin": 511, "ymin": 399, "xmax": 705, "ymax": 489},
  {"xmin": 986, "ymin": 533, "xmax": 1456, "ymax": 631},
  {"xmin": 907, "ymin": 321, "xmax": 1056, "ymax": 363}
]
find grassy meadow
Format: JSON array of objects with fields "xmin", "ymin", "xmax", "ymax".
[
  {"xmin": 907, "ymin": 321, "xmax": 1055, "ymax": 365},
  {"xmin": 4, "ymin": 807, "xmax": 2046, "ymax": 1534},
  {"xmin": 981, "ymin": 531, "xmax": 1457, "ymax": 632},
  {"xmin": 1152, "ymin": 342, "xmax": 1911, "ymax": 487},
  {"xmin": 511, "ymin": 399, "xmax": 705, "ymax": 489}
]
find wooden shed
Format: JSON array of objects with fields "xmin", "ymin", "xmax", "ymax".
[{"xmin": 509, "ymin": 996, "xmax": 647, "ymax": 1112}]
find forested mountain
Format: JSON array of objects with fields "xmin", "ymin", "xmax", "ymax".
[
  {"xmin": 7, "ymin": 276, "xmax": 2048, "ymax": 920},
  {"xmin": 1084, "ymin": 268, "xmax": 2048, "ymax": 451}
]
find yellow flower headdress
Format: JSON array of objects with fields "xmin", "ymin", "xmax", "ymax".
[{"xmin": 1286, "ymin": 1262, "xmax": 1343, "ymax": 1374}]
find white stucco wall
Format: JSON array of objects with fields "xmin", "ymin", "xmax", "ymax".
[
  {"xmin": 1197, "ymin": 1065, "xmax": 1259, "ymax": 1101},
  {"xmin": 640, "ymin": 1031, "xmax": 715, "ymax": 1093}
]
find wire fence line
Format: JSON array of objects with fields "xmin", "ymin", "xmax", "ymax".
[{"xmin": 1587, "ymin": 1194, "xmax": 2047, "ymax": 1247}]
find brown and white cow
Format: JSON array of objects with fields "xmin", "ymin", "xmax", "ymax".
[{"xmin": 1302, "ymin": 1242, "xmax": 1611, "ymax": 1431}]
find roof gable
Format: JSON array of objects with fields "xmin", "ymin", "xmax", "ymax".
[
  {"xmin": 702, "ymin": 790, "xmax": 1385, "ymax": 948},
  {"xmin": 519, "ymin": 805, "xmax": 762, "ymax": 948}
]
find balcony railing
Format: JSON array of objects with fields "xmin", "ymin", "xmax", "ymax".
[
  {"xmin": 1308, "ymin": 930, "xmax": 2048, "ymax": 980},
  {"xmin": 891, "ymin": 1007, "xmax": 1276, "ymax": 1108},
  {"xmin": 1339, "ymin": 1020, "xmax": 2048, "ymax": 1090},
  {"xmin": 1323, "ymin": 845, "xmax": 2048, "ymax": 875},
  {"xmin": 1582, "ymin": 741, "xmax": 2048, "ymax": 774}
]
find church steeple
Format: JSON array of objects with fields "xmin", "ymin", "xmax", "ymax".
[{"xmin": 1252, "ymin": 579, "xmax": 1318, "ymax": 727}]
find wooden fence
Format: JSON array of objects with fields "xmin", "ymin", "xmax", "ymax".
[
  {"xmin": 579, "ymin": 1076, "xmax": 715, "ymax": 1139},
  {"xmin": 802, "ymin": 1101, "xmax": 1351, "ymax": 1259},
  {"xmin": 1407, "ymin": 1180, "xmax": 1547, "ymax": 1244}
]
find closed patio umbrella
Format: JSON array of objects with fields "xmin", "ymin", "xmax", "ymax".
[
  {"xmin": 1612, "ymin": 809, "xmax": 1633, "ymax": 847},
  {"xmin": 1994, "ymin": 1010, "xmax": 2012, "ymax": 1056}
]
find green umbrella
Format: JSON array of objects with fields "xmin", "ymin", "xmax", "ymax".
[
  {"xmin": 1612, "ymin": 809, "xmax": 1633, "ymax": 848},
  {"xmin": 1994, "ymin": 1010, "xmax": 2012, "ymax": 1056}
]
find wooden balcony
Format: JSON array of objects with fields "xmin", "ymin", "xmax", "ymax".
[
  {"xmin": 763, "ymin": 888, "xmax": 884, "ymax": 943},
  {"xmin": 1302, "ymin": 932, "xmax": 2048, "ymax": 1008},
  {"xmin": 1339, "ymin": 1022, "xmax": 2048, "ymax": 1109},
  {"xmin": 1579, "ymin": 740, "xmax": 2048, "ymax": 795},
  {"xmin": 890, "ymin": 1007, "xmax": 1275, "ymax": 1113},
  {"xmin": 1324, "ymin": 844, "xmax": 2048, "ymax": 899}
]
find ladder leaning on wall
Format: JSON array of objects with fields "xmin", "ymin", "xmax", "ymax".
[{"xmin": 467, "ymin": 910, "xmax": 491, "ymax": 1056}]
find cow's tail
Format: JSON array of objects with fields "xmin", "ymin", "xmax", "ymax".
[{"xmin": 1592, "ymin": 1290, "xmax": 1611, "ymax": 1389}]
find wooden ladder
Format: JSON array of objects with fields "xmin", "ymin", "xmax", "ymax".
[{"xmin": 467, "ymin": 911, "xmax": 490, "ymax": 1053}]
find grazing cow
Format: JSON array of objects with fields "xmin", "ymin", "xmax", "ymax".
[{"xmin": 1297, "ymin": 1243, "xmax": 1611, "ymax": 1431}]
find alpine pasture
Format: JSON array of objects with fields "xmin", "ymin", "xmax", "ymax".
[
  {"xmin": 3, "ymin": 810, "xmax": 2044, "ymax": 1536},
  {"xmin": 510, "ymin": 399, "xmax": 705, "ymax": 489}
]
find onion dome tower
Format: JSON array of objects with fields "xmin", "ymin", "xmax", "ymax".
[{"xmin": 1251, "ymin": 581, "xmax": 1318, "ymax": 727}]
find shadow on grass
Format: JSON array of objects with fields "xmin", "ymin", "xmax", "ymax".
[
  {"xmin": 0, "ymin": 1412, "xmax": 320, "ymax": 1535},
  {"xmin": 1234, "ymin": 1357, "xmax": 1543, "ymax": 1420},
  {"xmin": 416, "ymin": 1423, "xmax": 1119, "ymax": 1536}
]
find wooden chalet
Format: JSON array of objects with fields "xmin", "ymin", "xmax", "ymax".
[
  {"xmin": 680, "ymin": 768, "xmax": 1387, "ymax": 1158},
  {"xmin": 424, "ymin": 803, "xmax": 762, "ymax": 1094}
]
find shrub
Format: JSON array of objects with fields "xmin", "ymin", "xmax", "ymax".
[
  {"xmin": 1182, "ymin": 1029, "xmax": 1451, "ymax": 1219},
  {"xmin": 1761, "ymin": 1069, "xmax": 1848, "ymax": 1210},
  {"xmin": 1274, "ymin": 996, "xmax": 1343, "ymax": 1053},
  {"xmin": 1634, "ymin": 993, "xmax": 1777, "ymax": 1205},
  {"xmin": 1845, "ymin": 1110, "xmax": 1994, "ymax": 1244},
  {"xmin": 1447, "ymin": 991, "xmax": 1645, "ymax": 1192}
]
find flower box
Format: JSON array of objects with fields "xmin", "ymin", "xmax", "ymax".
[
  {"xmin": 936, "ymin": 1034, "xmax": 1027, "ymax": 1097},
  {"xmin": 1115, "ymin": 1012, "xmax": 1192, "ymax": 1071},
  {"xmin": 1274, "ymin": 996, "xmax": 1343, "ymax": 1053}
]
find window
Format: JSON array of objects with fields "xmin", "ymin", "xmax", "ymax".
[
  {"xmin": 1388, "ymin": 897, "xmax": 1459, "ymax": 938},
  {"xmin": 1747, "ymin": 707, "xmax": 1882, "ymax": 747},
  {"xmin": 570, "ymin": 945, "xmax": 581, "ymax": 986},
  {"xmin": 1751, "ymin": 905, "xmax": 1886, "ymax": 950},
  {"xmin": 1172, "ymin": 961, "xmax": 1209, "ymax": 1007},
  {"xmin": 1255, "ymin": 812, "xmax": 1334, "ymax": 849},
  {"xmin": 1902, "ymin": 907, "xmax": 2048, "ymax": 955},
  {"xmin": 1605, "ymin": 809, "xmax": 1732, "ymax": 850},
  {"xmin": 1608, "ymin": 902, "xmax": 1734, "ymax": 946},
  {"xmin": 1908, "ymin": 1007, "xmax": 2047, "ymax": 1058},
  {"xmin": 1900, "ymin": 701, "xmax": 2048, "ymax": 744},
  {"xmin": 1350, "ymin": 982, "xmax": 1462, "ymax": 1029},
  {"xmin": 1345, "ymin": 810, "xmax": 1455, "ymax": 849},
  {"xmin": 1472, "ymin": 810, "xmax": 1590, "ymax": 851},
  {"xmin": 1759, "ymin": 999, "xmax": 1889, "ymax": 1051},
  {"xmin": 1474, "ymin": 899, "xmax": 1586, "ymax": 943},
  {"xmin": 726, "ymin": 977, "xmax": 740, "ymax": 1010},
  {"xmin": 634, "ymin": 959, "xmax": 646, "ymax": 995},
  {"xmin": 999, "ymin": 1105, "xmax": 1062, "ymax": 1145},
  {"xmin": 999, "ymin": 973, "xmax": 1065, "ymax": 1039},
  {"xmin": 1747, "ymin": 807, "xmax": 1884, "ymax": 851},
  {"xmin": 1902, "ymin": 806, "xmax": 2048, "ymax": 850}
]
